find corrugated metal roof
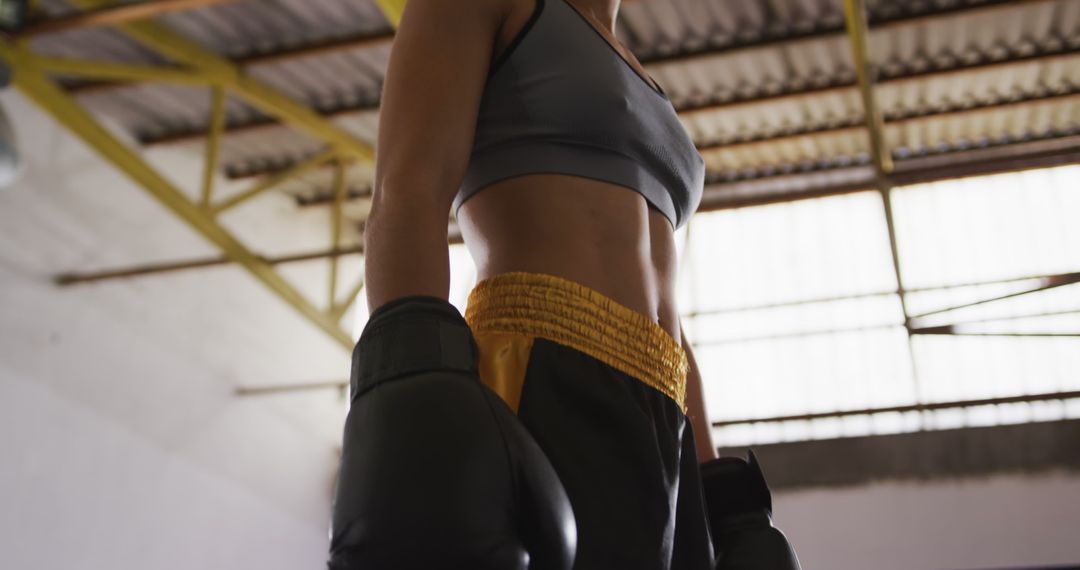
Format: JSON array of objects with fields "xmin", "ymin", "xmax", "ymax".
[{"xmin": 24, "ymin": 0, "xmax": 1080, "ymax": 204}]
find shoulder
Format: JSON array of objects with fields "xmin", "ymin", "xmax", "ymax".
[{"xmin": 400, "ymin": 0, "xmax": 515, "ymax": 26}]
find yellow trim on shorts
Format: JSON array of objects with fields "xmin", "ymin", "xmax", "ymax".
[{"xmin": 465, "ymin": 271, "xmax": 688, "ymax": 413}]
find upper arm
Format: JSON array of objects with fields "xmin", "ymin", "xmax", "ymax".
[{"xmin": 373, "ymin": 0, "xmax": 509, "ymax": 218}]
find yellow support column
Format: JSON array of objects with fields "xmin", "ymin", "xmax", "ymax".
[
  {"xmin": 842, "ymin": 0, "xmax": 893, "ymax": 176},
  {"xmin": 374, "ymin": 0, "xmax": 407, "ymax": 28},
  {"xmin": 328, "ymin": 160, "xmax": 347, "ymax": 308},
  {"xmin": 200, "ymin": 86, "xmax": 226, "ymax": 208}
]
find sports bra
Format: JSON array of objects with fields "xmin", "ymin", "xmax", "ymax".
[{"xmin": 451, "ymin": 0, "xmax": 706, "ymax": 230}]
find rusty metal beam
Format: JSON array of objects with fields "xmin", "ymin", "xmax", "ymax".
[
  {"xmin": 235, "ymin": 379, "xmax": 350, "ymax": 397},
  {"xmin": 54, "ymin": 245, "xmax": 367, "ymax": 286},
  {"xmin": 53, "ymin": 227, "xmax": 466, "ymax": 285},
  {"xmin": 18, "ymin": 0, "xmax": 238, "ymax": 38},
  {"xmin": 684, "ymin": 271, "xmax": 1080, "ymax": 319},
  {"xmin": 843, "ymin": 0, "xmax": 916, "ymax": 418},
  {"xmin": 911, "ymin": 272, "xmax": 1080, "ymax": 321},
  {"xmin": 199, "ymin": 85, "xmax": 225, "ymax": 208},
  {"xmin": 711, "ymin": 390, "xmax": 1080, "ymax": 428},
  {"xmin": 698, "ymin": 135, "xmax": 1080, "ymax": 211}
]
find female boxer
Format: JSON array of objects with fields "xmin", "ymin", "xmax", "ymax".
[{"xmin": 328, "ymin": 1, "xmax": 799, "ymax": 568}]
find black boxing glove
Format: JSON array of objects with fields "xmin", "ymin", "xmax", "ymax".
[
  {"xmin": 701, "ymin": 449, "xmax": 801, "ymax": 570},
  {"xmin": 327, "ymin": 295, "xmax": 576, "ymax": 570}
]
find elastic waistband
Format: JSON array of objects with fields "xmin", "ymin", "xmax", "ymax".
[{"xmin": 464, "ymin": 271, "xmax": 688, "ymax": 411}]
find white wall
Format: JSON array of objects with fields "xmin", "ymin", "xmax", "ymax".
[
  {"xmin": 0, "ymin": 91, "xmax": 350, "ymax": 569},
  {"xmin": 0, "ymin": 368, "xmax": 328, "ymax": 570},
  {"xmin": 774, "ymin": 471, "xmax": 1080, "ymax": 570}
]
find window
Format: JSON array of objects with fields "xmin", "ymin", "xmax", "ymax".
[{"xmin": 679, "ymin": 165, "xmax": 1080, "ymax": 446}]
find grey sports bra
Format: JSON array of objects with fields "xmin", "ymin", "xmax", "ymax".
[{"xmin": 452, "ymin": 0, "xmax": 706, "ymax": 230}]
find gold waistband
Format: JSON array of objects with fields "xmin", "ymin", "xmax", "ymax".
[{"xmin": 464, "ymin": 271, "xmax": 688, "ymax": 411}]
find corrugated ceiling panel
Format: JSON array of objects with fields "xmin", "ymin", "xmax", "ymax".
[
  {"xmin": 158, "ymin": 0, "xmax": 386, "ymax": 58},
  {"xmin": 24, "ymin": 0, "xmax": 1080, "ymax": 194},
  {"xmin": 216, "ymin": 111, "xmax": 377, "ymax": 175}
]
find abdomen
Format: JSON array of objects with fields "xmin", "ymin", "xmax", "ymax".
[{"xmin": 456, "ymin": 173, "xmax": 683, "ymax": 343}]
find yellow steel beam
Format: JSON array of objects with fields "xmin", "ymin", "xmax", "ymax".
[
  {"xmin": 843, "ymin": 0, "xmax": 893, "ymax": 176},
  {"xmin": 210, "ymin": 147, "xmax": 339, "ymax": 214},
  {"xmin": 331, "ymin": 274, "xmax": 366, "ymax": 321},
  {"xmin": 70, "ymin": 0, "xmax": 375, "ymax": 163},
  {"xmin": 30, "ymin": 54, "xmax": 211, "ymax": 86},
  {"xmin": 374, "ymin": 0, "xmax": 407, "ymax": 28},
  {"xmin": 200, "ymin": 85, "xmax": 226, "ymax": 208},
  {"xmin": 0, "ymin": 44, "xmax": 353, "ymax": 349},
  {"xmin": 328, "ymin": 160, "xmax": 346, "ymax": 307}
]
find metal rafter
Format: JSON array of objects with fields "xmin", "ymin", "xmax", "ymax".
[
  {"xmin": 212, "ymin": 148, "xmax": 340, "ymax": 214},
  {"xmin": 710, "ymin": 390, "xmax": 1080, "ymax": 428},
  {"xmin": 31, "ymin": 53, "xmax": 213, "ymax": 86},
  {"xmin": 844, "ymin": 0, "xmax": 923, "ymax": 419},
  {"xmin": 843, "ymin": 0, "xmax": 892, "ymax": 177},
  {"xmin": 232, "ymin": 269, "xmax": 1080, "ymax": 396},
  {"xmin": 0, "ymin": 0, "xmax": 395, "ymax": 350},
  {"xmin": 38, "ymin": 0, "xmax": 401, "ymax": 350},
  {"xmin": 55, "ymin": 245, "xmax": 368, "ymax": 286},
  {"xmin": 64, "ymin": 0, "xmax": 374, "ymax": 164},
  {"xmin": 69, "ymin": 0, "xmax": 1061, "ymax": 149},
  {"xmin": 49, "ymin": 139, "xmax": 1079, "ymax": 284},
  {"xmin": 219, "ymin": 46, "xmax": 1080, "ymax": 181},
  {"xmin": 0, "ymin": 42, "xmax": 353, "ymax": 348},
  {"xmin": 698, "ymin": 135, "xmax": 1080, "ymax": 211},
  {"xmin": 327, "ymin": 159, "xmax": 346, "ymax": 308}
]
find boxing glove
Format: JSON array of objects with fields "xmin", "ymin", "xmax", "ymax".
[
  {"xmin": 701, "ymin": 450, "xmax": 801, "ymax": 570},
  {"xmin": 327, "ymin": 295, "xmax": 576, "ymax": 570}
]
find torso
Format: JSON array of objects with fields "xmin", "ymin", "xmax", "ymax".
[{"xmin": 457, "ymin": 0, "xmax": 683, "ymax": 345}]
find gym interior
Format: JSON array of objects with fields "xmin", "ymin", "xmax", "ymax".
[{"xmin": 1, "ymin": 1, "xmax": 1078, "ymax": 569}]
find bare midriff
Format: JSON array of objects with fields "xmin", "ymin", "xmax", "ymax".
[
  {"xmin": 455, "ymin": 173, "xmax": 683, "ymax": 346},
  {"xmin": 456, "ymin": 0, "xmax": 682, "ymax": 344}
]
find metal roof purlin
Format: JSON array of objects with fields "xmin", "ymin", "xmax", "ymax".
[
  {"xmin": 844, "ymin": 0, "xmax": 921, "ymax": 424},
  {"xmin": 67, "ymin": 0, "xmax": 375, "ymax": 164},
  {"xmin": 0, "ymin": 42, "xmax": 354, "ymax": 349}
]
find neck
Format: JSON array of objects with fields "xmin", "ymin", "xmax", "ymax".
[{"xmin": 572, "ymin": 0, "xmax": 621, "ymax": 36}]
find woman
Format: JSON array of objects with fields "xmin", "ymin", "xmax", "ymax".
[{"xmin": 327, "ymin": 0, "xmax": 798, "ymax": 568}]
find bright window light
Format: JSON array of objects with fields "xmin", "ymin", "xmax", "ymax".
[{"xmin": 682, "ymin": 165, "xmax": 1080, "ymax": 446}]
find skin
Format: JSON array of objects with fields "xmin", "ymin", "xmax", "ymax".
[{"xmin": 364, "ymin": 0, "xmax": 717, "ymax": 461}]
